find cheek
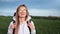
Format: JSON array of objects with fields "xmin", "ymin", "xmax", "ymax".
[
  {"xmin": 18, "ymin": 12, "xmax": 21, "ymax": 16},
  {"xmin": 25, "ymin": 12, "xmax": 27, "ymax": 15},
  {"xmin": 24, "ymin": 12, "xmax": 27, "ymax": 16}
]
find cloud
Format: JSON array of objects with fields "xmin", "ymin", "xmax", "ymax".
[
  {"xmin": 0, "ymin": 0, "xmax": 60, "ymax": 16},
  {"xmin": 0, "ymin": 0, "xmax": 60, "ymax": 10},
  {"xmin": 0, "ymin": 8, "xmax": 16, "ymax": 16},
  {"xmin": 0, "ymin": 0, "xmax": 20, "ymax": 2},
  {"xmin": 0, "ymin": 0, "xmax": 30, "ymax": 2},
  {"xmin": 0, "ymin": 8, "xmax": 60, "ymax": 16},
  {"xmin": 29, "ymin": 8, "xmax": 60, "ymax": 16}
]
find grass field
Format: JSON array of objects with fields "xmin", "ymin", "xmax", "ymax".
[{"xmin": 0, "ymin": 16, "xmax": 60, "ymax": 34}]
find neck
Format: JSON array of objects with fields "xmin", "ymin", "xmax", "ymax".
[{"xmin": 19, "ymin": 17, "xmax": 25, "ymax": 23}]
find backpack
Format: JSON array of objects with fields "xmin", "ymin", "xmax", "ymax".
[{"xmin": 12, "ymin": 19, "xmax": 31, "ymax": 34}]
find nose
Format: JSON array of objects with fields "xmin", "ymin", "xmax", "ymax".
[{"xmin": 20, "ymin": 10, "xmax": 24, "ymax": 12}]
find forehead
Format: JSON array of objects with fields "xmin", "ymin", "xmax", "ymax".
[{"xmin": 19, "ymin": 6, "xmax": 26, "ymax": 10}]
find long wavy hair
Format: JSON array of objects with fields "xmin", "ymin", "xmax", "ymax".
[{"xmin": 14, "ymin": 4, "xmax": 29, "ymax": 34}]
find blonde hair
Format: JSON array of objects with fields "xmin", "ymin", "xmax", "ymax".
[{"xmin": 14, "ymin": 4, "xmax": 29, "ymax": 34}]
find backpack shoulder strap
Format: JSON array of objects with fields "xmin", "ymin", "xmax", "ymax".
[
  {"xmin": 27, "ymin": 19, "xmax": 31, "ymax": 34},
  {"xmin": 12, "ymin": 19, "xmax": 15, "ymax": 34}
]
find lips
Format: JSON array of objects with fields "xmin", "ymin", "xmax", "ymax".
[{"xmin": 21, "ymin": 13, "xmax": 25, "ymax": 15}]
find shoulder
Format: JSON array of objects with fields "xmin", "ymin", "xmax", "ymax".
[
  {"xmin": 31, "ymin": 21, "xmax": 34, "ymax": 25},
  {"xmin": 10, "ymin": 21, "xmax": 13, "ymax": 25},
  {"xmin": 8, "ymin": 21, "xmax": 13, "ymax": 28}
]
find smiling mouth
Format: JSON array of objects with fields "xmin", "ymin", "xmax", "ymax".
[{"xmin": 21, "ymin": 13, "xmax": 25, "ymax": 15}]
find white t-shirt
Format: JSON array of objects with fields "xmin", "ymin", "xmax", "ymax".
[{"xmin": 18, "ymin": 21, "xmax": 30, "ymax": 34}]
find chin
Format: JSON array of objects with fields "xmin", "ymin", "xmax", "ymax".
[{"xmin": 19, "ymin": 16, "xmax": 26, "ymax": 18}]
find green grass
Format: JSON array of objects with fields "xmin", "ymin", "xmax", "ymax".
[
  {"xmin": 0, "ymin": 16, "xmax": 12, "ymax": 34},
  {"xmin": 0, "ymin": 16, "xmax": 60, "ymax": 34},
  {"xmin": 32, "ymin": 19, "xmax": 60, "ymax": 34}
]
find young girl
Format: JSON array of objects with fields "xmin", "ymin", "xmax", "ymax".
[{"xmin": 7, "ymin": 4, "xmax": 36, "ymax": 34}]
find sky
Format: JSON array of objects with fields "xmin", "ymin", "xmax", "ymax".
[{"xmin": 0, "ymin": 0, "xmax": 60, "ymax": 16}]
